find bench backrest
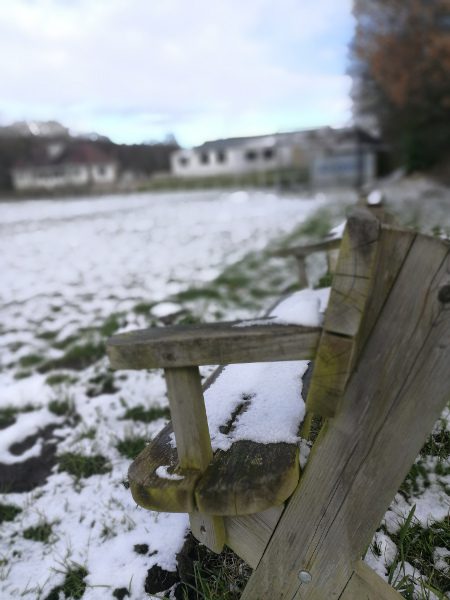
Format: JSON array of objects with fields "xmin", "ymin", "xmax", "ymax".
[{"xmin": 241, "ymin": 211, "xmax": 450, "ymax": 599}]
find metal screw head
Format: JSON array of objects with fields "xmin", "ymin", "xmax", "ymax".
[{"xmin": 298, "ymin": 570, "xmax": 312, "ymax": 584}]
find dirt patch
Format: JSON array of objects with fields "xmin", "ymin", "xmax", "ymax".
[{"xmin": 0, "ymin": 425, "xmax": 59, "ymax": 492}]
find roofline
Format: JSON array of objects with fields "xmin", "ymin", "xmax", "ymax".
[{"xmin": 174, "ymin": 125, "xmax": 379, "ymax": 154}]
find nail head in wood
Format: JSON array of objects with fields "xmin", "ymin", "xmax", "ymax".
[{"xmin": 298, "ymin": 570, "xmax": 312, "ymax": 584}]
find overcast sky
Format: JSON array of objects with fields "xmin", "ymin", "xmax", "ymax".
[{"xmin": 0, "ymin": 0, "xmax": 354, "ymax": 147}]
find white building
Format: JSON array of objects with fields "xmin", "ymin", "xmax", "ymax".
[
  {"xmin": 171, "ymin": 127, "xmax": 382, "ymax": 187},
  {"xmin": 11, "ymin": 142, "xmax": 117, "ymax": 192}
]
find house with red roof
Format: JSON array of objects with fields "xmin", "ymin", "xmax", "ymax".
[{"xmin": 11, "ymin": 142, "xmax": 117, "ymax": 192}]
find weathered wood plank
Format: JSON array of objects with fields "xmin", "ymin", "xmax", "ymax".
[
  {"xmin": 340, "ymin": 562, "xmax": 403, "ymax": 600},
  {"xmin": 128, "ymin": 422, "xmax": 199, "ymax": 513},
  {"xmin": 305, "ymin": 333, "xmax": 354, "ymax": 417},
  {"xmin": 274, "ymin": 237, "xmax": 342, "ymax": 257},
  {"xmin": 241, "ymin": 233, "xmax": 450, "ymax": 599},
  {"xmin": 304, "ymin": 209, "xmax": 381, "ymax": 418},
  {"xmin": 224, "ymin": 506, "xmax": 283, "ymax": 569},
  {"xmin": 107, "ymin": 322, "xmax": 321, "ymax": 369},
  {"xmin": 296, "ymin": 256, "xmax": 308, "ymax": 288},
  {"xmin": 333, "ymin": 208, "xmax": 380, "ymax": 280},
  {"xmin": 355, "ymin": 226, "xmax": 416, "ymax": 358},
  {"xmin": 127, "ymin": 424, "xmax": 301, "ymax": 516},
  {"xmin": 190, "ymin": 511, "xmax": 226, "ymax": 554},
  {"xmin": 165, "ymin": 367, "xmax": 212, "ymax": 471},
  {"xmin": 164, "ymin": 366, "xmax": 225, "ymax": 553},
  {"xmin": 195, "ymin": 441, "xmax": 299, "ymax": 515},
  {"xmin": 324, "ymin": 210, "xmax": 380, "ymax": 337}
]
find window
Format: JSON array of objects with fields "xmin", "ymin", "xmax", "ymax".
[
  {"xmin": 179, "ymin": 157, "xmax": 189, "ymax": 167},
  {"xmin": 200, "ymin": 152, "xmax": 210, "ymax": 164},
  {"xmin": 245, "ymin": 150, "xmax": 257, "ymax": 161},
  {"xmin": 217, "ymin": 151, "xmax": 226, "ymax": 163},
  {"xmin": 263, "ymin": 148, "xmax": 275, "ymax": 160}
]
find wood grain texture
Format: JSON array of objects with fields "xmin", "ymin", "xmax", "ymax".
[
  {"xmin": 274, "ymin": 237, "xmax": 341, "ymax": 257},
  {"xmin": 195, "ymin": 441, "xmax": 299, "ymax": 515},
  {"xmin": 305, "ymin": 333, "xmax": 353, "ymax": 418},
  {"xmin": 190, "ymin": 511, "xmax": 226, "ymax": 554},
  {"xmin": 128, "ymin": 423, "xmax": 199, "ymax": 513},
  {"xmin": 164, "ymin": 366, "xmax": 213, "ymax": 471},
  {"xmin": 241, "ymin": 233, "xmax": 450, "ymax": 600},
  {"xmin": 224, "ymin": 506, "xmax": 283, "ymax": 569},
  {"xmin": 305, "ymin": 209, "xmax": 381, "ymax": 418},
  {"xmin": 164, "ymin": 366, "xmax": 225, "ymax": 553},
  {"xmin": 107, "ymin": 322, "xmax": 321, "ymax": 369},
  {"xmin": 296, "ymin": 256, "xmax": 308, "ymax": 288},
  {"xmin": 340, "ymin": 562, "xmax": 403, "ymax": 600},
  {"xmin": 127, "ymin": 423, "xmax": 301, "ymax": 516}
]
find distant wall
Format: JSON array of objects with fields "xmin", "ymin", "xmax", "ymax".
[{"xmin": 12, "ymin": 162, "xmax": 117, "ymax": 191}]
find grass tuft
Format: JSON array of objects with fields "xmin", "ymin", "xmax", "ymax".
[
  {"xmin": 46, "ymin": 373, "xmax": 76, "ymax": 386},
  {"xmin": 19, "ymin": 353, "xmax": 43, "ymax": 368},
  {"xmin": 0, "ymin": 407, "xmax": 17, "ymax": 429},
  {"xmin": 116, "ymin": 436, "xmax": 148, "ymax": 459},
  {"xmin": 45, "ymin": 564, "xmax": 88, "ymax": 600},
  {"xmin": 57, "ymin": 453, "xmax": 110, "ymax": 479},
  {"xmin": 48, "ymin": 399, "xmax": 73, "ymax": 417},
  {"xmin": 122, "ymin": 405, "xmax": 170, "ymax": 423},
  {"xmin": 389, "ymin": 508, "xmax": 450, "ymax": 596},
  {"xmin": 0, "ymin": 503, "xmax": 22, "ymax": 524},
  {"xmin": 23, "ymin": 522, "xmax": 52, "ymax": 543},
  {"xmin": 40, "ymin": 342, "xmax": 105, "ymax": 372},
  {"xmin": 178, "ymin": 546, "xmax": 251, "ymax": 600}
]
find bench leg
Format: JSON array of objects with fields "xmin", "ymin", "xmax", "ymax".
[{"xmin": 165, "ymin": 366, "xmax": 225, "ymax": 553}]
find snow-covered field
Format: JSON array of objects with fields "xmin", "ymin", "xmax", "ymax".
[
  {"xmin": 0, "ymin": 185, "xmax": 448, "ymax": 599},
  {"xmin": 0, "ymin": 189, "xmax": 327, "ymax": 599}
]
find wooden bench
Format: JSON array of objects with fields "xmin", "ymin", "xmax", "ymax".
[{"xmin": 107, "ymin": 208, "xmax": 450, "ymax": 599}]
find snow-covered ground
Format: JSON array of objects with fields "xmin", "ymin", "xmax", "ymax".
[
  {"xmin": 0, "ymin": 189, "xmax": 327, "ymax": 599},
  {"xmin": 0, "ymin": 185, "xmax": 448, "ymax": 599}
]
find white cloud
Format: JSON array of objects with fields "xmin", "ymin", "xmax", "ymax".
[{"xmin": 0, "ymin": 0, "xmax": 353, "ymax": 145}]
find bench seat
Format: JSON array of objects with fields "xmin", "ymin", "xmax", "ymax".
[{"xmin": 122, "ymin": 288, "xmax": 329, "ymax": 516}]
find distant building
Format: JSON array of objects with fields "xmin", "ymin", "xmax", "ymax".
[
  {"xmin": 170, "ymin": 126, "xmax": 383, "ymax": 187},
  {"xmin": 11, "ymin": 142, "xmax": 117, "ymax": 192}
]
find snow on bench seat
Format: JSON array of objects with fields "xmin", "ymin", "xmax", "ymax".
[{"xmin": 127, "ymin": 288, "xmax": 329, "ymax": 516}]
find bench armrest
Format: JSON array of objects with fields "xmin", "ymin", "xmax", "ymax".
[
  {"xmin": 272, "ymin": 237, "xmax": 341, "ymax": 258},
  {"xmin": 107, "ymin": 320, "xmax": 321, "ymax": 369}
]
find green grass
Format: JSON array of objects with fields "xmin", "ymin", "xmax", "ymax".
[
  {"xmin": 13, "ymin": 370, "xmax": 32, "ymax": 380},
  {"xmin": 175, "ymin": 287, "xmax": 222, "ymax": 303},
  {"xmin": 44, "ymin": 564, "xmax": 88, "ymax": 600},
  {"xmin": 0, "ymin": 503, "xmax": 22, "ymax": 524},
  {"xmin": 23, "ymin": 522, "xmax": 52, "ymax": 543},
  {"xmin": 86, "ymin": 371, "xmax": 117, "ymax": 397},
  {"xmin": 116, "ymin": 436, "xmax": 148, "ymax": 459},
  {"xmin": 57, "ymin": 453, "xmax": 111, "ymax": 479},
  {"xmin": 315, "ymin": 272, "xmax": 334, "ymax": 289},
  {"xmin": 100, "ymin": 314, "xmax": 123, "ymax": 337},
  {"xmin": 0, "ymin": 404, "xmax": 36, "ymax": 428},
  {"xmin": 46, "ymin": 373, "xmax": 76, "ymax": 386},
  {"xmin": 389, "ymin": 508, "xmax": 450, "ymax": 597},
  {"xmin": 19, "ymin": 353, "xmax": 43, "ymax": 368},
  {"xmin": 40, "ymin": 342, "xmax": 105, "ymax": 372},
  {"xmin": 420, "ymin": 421, "xmax": 450, "ymax": 462},
  {"xmin": 37, "ymin": 330, "xmax": 58, "ymax": 341},
  {"xmin": 0, "ymin": 407, "xmax": 17, "ymax": 429},
  {"xmin": 48, "ymin": 399, "xmax": 73, "ymax": 417},
  {"xmin": 52, "ymin": 335, "xmax": 78, "ymax": 350},
  {"xmin": 122, "ymin": 405, "xmax": 170, "ymax": 423},
  {"xmin": 177, "ymin": 547, "xmax": 251, "ymax": 600},
  {"xmin": 133, "ymin": 302, "xmax": 154, "ymax": 315}
]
